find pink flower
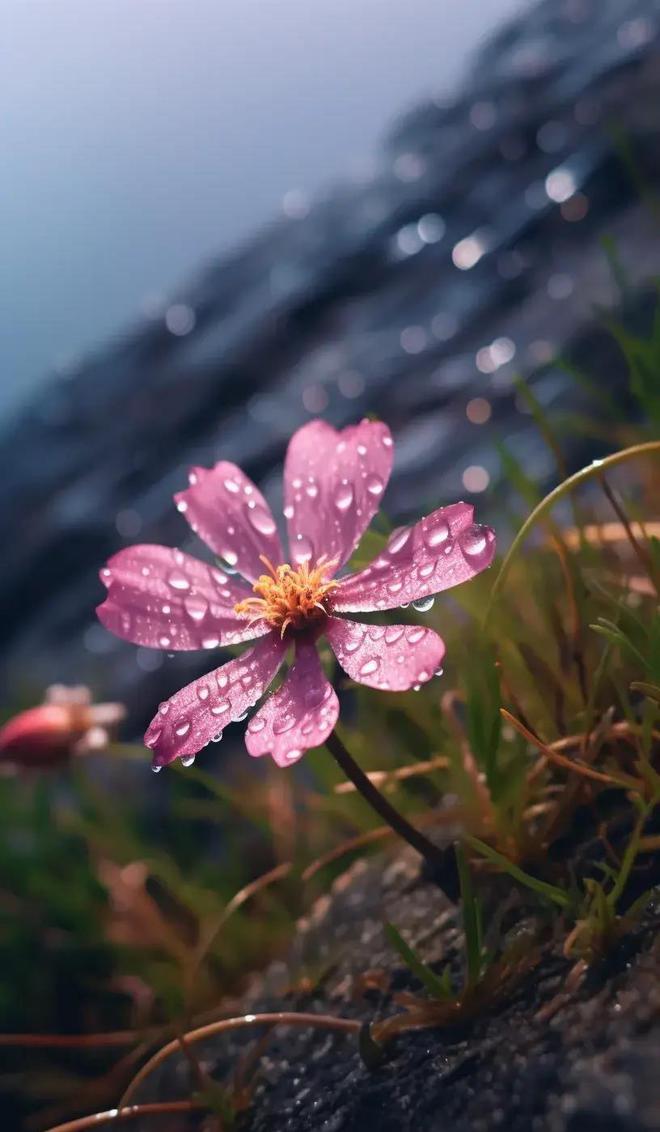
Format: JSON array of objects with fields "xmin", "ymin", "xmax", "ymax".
[{"xmin": 97, "ymin": 420, "xmax": 495, "ymax": 770}]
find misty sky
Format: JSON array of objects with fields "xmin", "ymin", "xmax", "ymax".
[{"xmin": 1, "ymin": 0, "xmax": 522, "ymax": 415}]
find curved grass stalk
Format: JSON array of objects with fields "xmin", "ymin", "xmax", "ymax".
[
  {"xmin": 119, "ymin": 1011, "xmax": 362, "ymax": 1108},
  {"xmin": 44, "ymin": 1100, "xmax": 203, "ymax": 1132},
  {"xmin": 501, "ymin": 709, "xmax": 641, "ymax": 792},
  {"xmin": 485, "ymin": 440, "xmax": 660, "ymax": 627}
]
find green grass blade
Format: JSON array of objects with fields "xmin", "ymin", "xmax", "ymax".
[
  {"xmin": 456, "ymin": 843, "xmax": 482, "ymax": 986},
  {"xmin": 467, "ymin": 837, "xmax": 571, "ymax": 909},
  {"xmin": 385, "ymin": 922, "xmax": 453, "ymax": 1000}
]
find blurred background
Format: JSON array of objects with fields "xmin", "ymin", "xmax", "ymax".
[
  {"xmin": 2, "ymin": 0, "xmax": 522, "ymax": 414},
  {"xmin": 1, "ymin": 1, "xmax": 660, "ymax": 1126},
  {"xmin": 1, "ymin": 0, "xmax": 658, "ymax": 727}
]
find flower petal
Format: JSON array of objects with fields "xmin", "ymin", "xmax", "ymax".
[
  {"xmin": 175, "ymin": 462, "xmax": 283, "ymax": 582},
  {"xmin": 326, "ymin": 617, "xmax": 445, "ymax": 691},
  {"xmin": 145, "ymin": 634, "xmax": 287, "ymax": 767},
  {"xmin": 245, "ymin": 642, "xmax": 338, "ymax": 767},
  {"xmin": 332, "ymin": 504, "xmax": 496, "ymax": 613},
  {"xmin": 283, "ymin": 419, "xmax": 393, "ymax": 571},
  {"xmin": 97, "ymin": 545, "xmax": 269, "ymax": 650}
]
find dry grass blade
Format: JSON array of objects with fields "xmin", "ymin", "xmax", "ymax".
[
  {"xmin": 501, "ymin": 709, "xmax": 641, "ymax": 791},
  {"xmin": 333, "ymin": 755, "xmax": 449, "ymax": 794}
]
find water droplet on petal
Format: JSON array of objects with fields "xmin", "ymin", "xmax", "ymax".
[
  {"xmin": 292, "ymin": 534, "xmax": 314, "ymax": 564},
  {"xmin": 184, "ymin": 595, "xmax": 209, "ymax": 622},
  {"xmin": 283, "ymin": 503, "xmax": 295, "ymax": 520},
  {"xmin": 459, "ymin": 523, "xmax": 495, "ymax": 567},
  {"xmin": 286, "ymin": 748, "xmax": 303, "ymax": 762},
  {"xmin": 424, "ymin": 520, "xmax": 450, "ymax": 549},
  {"xmin": 246, "ymin": 504, "xmax": 277, "ymax": 536},
  {"xmin": 224, "ymin": 478, "xmax": 240, "ymax": 494},
  {"xmin": 434, "ymin": 667, "xmax": 444, "ymax": 677},
  {"xmin": 388, "ymin": 578, "xmax": 404, "ymax": 595},
  {"xmin": 202, "ymin": 636, "xmax": 220, "ymax": 650},
  {"xmin": 357, "ymin": 443, "xmax": 367, "ymax": 456},
  {"xmin": 385, "ymin": 625, "xmax": 404, "ymax": 644},
  {"xmin": 197, "ymin": 685, "xmax": 210, "ymax": 701},
  {"xmin": 334, "ymin": 481, "xmax": 354, "ymax": 512},
  {"xmin": 168, "ymin": 573, "xmax": 190, "ymax": 591},
  {"xmin": 382, "ymin": 435, "xmax": 393, "ymax": 448},
  {"xmin": 159, "ymin": 635, "xmax": 171, "ymax": 648},
  {"xmin": 176, "ymin": 499, "xmax": 188, "ymax": 513},
  {"xmin": 417, "ymin": 669, "xmax": 430, "ymax": 682},
  {"xmin": 180, "ymin": 754, "xmax": 196, "ymax": 767},
  {"xmin": 235, "ymin": 711, "xmax": 248, "ymax": 722},
  {"xmin": 211, "ymin": 700, "xmax": 230, "ymax": 715},
  {"xmin": 248, "ymin": 715, "xmax": 266, "ymax": 733},
  {"xmin": 366, "ymin": 474, "xmax": 384, "ymax": 497},
  {"xmin": 273, "ymin": 715, "xmax": 296, "ymax": 735},
  {"xmin": 152, "ymin": 764, "xmax": 162, "ymax": 774},
  {"xmin": 211, "ymin": 732, "xmax": 223, "ymax": 743},
  {"xmin": 360, "ymin": 658, "xmax": 380, "ymax": 676},
  {"xmin": 412, "ymin": 596, "xmax": 435, "ymax": 613},
  {"xmin": 387, "ymin": 527, "xmax": 411, "ymax": 555},
  {"xmin": 406, "ymin": 627, "xmax": 426, "ymax": 644},
  {"xmin": 418, "ymin": 562, "xmax": 435, "ymax": 580},
  {"xmin": 175, "ymin": 721, "xmax": 191, "ymax": 737}
]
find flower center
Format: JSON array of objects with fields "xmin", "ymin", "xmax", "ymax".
[{"xmin": 234, "ymin": 555, "xmax": 339, "ymax": 637}]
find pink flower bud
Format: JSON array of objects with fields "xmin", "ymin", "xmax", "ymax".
[{"xmin": 0, "ymin": 688, "xmax": 125, "ymax": 771}]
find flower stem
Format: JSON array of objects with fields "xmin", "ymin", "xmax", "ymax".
[{"xmin": 326, "ymin": 731, "xmax": 459, "ymax": 901}]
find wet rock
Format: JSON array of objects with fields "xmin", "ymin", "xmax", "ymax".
[{"xmin": 129, "ymin": 840, "xmax": 660, "ymax": 1132}]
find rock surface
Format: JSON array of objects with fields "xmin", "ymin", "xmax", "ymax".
[
  {"xmin": 131, "ymin": 840, "xmax": 660, "ymax": 1131},
  {"xmin": 1, "ymin": 0, "xmax": 659, "ymax": 731}
]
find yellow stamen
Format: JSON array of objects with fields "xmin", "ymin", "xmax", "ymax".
[{"xmin": 234, "ymin": 555, "xmax": 339, "ymax": 637}]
